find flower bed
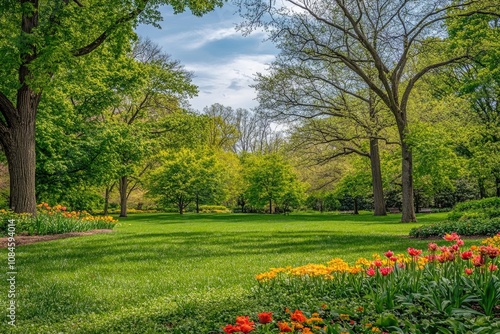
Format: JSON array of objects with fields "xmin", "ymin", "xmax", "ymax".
[
  {"xmin": 0, "ymin": 203, "xmax": 117, "ymax": 236},
  {"xmin": 220, "ymin": 233, "xmax": 500, "ymax": 333}
]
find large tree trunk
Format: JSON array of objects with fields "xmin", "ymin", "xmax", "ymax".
[
  {"xmin": 0, "ymin": 0, "xmax": 40, "ymax": 214},
  {"xmin": 119, "ymin": 176, "xmax": 128, "ymax": 217},
  {"xmin": 3, "ymin": 117, "xmax": 37, "ymax": 214},
  {"xmin": 353, "ymin": 197, "xmax": 359, "ymax": 215},
  {"xmin": 369, "ymin": 138, "xmax": 386, "ymax": 216},
  {"xmin": 401, "ymin": 140, "xmax": 416, "ymax": 222}
]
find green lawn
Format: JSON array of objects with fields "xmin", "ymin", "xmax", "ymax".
[{"xmin": 0, "ymin": 212, "xmax": 482, "ymax": 333}]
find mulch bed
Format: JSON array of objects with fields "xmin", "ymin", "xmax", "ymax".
[{"xmin": 0, "ymin": 229, "xmax": 114, "ymax": 248}]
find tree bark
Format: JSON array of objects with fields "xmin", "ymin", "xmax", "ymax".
[
  {"xmin": 369, "ymin": 138, "xmax": 386, "ymax": 216},
  {"xmin": 3, "ymin": 118, "xmax": 37, "ymax": 214},
  {"xmin": 401, "ymin": 140, "xmax": 417, "ymax": 222},
  {"xmin": 119, "ymin": 176, "xmax": 128, "ymax": 217},
  {"xmin": 0, "ymin": 0, "xmax": 40, "ymax": 214},
  {"xmin": 496, "ymin": 176, "xmax": 500, "ymax": 197},
  {"xmin": 269, "ymin": 198, "xmax": 272, "ymax": 214}
]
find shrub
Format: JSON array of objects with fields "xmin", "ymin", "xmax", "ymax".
[
  {"xmin": 198, "ymin": 205, "xmax": 231, "ymax": 213},
  {"xmin": 409, "ymin": 217, "xmax": 500, "ymax": 238},
  {"xmin": 448, "ymin": 197, "xmax": 500, "ymax": 221}
]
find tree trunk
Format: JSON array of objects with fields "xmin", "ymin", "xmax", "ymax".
[
  {"xmin": 0, "ymin": 0, "xmax": 40, "ymax": 214},
  {"xmin": 353, "ymin": 197, "xmax": 359, "ymax": 215},
  {"xmin": 319, "ymin": 199, "xmax": 323, "ymax": 213},
  {"xmin": 178, "ymin": 198, "xmax": 184, "ymax": 214},
  {"xmin": 3, "ymin": 118, "xmax": 37, "ymax": 214},
  {"xmin": 401, "ymin": 140, "xmax": 417, "ymax": 222},
  {"xmin": 269, "ymin": 198, "xmax": 272, "ymax": 214},
  {"xmin": 369, "ymin": 138, "xmax": 386, "ymax": 216},
  {"xmin": 479, "ymin": 179, "xmax": 486, "ymax": 199},
  {"xmin": 119, "ymin": 176, "xmax": 128, "ymax": 217},
  {"xmin": 196, "ymin": 193, "xmax": 200, "ymax": 213},
  {"xmin": 103, "ymin": 183, "xmax": 115, "ymax": 216},
  {"xmin": 496, "ymin": 176, "xmax": 500, "ymax": 197}
]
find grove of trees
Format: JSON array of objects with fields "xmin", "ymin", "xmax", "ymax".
[{"xmin": 1, "ymin": 0, "xmax": 500, "ymax": 221}]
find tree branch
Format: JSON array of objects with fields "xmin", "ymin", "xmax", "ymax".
[{"xmin": 72, "ymin": 4, "xmax": 146, "ymax": 57}]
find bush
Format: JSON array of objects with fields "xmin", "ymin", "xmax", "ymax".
[
  {"xmin": 410, "ymin": 198, "xmax": 500, "ymax": 238},
  {"xmin": 409, "ymin": 218, "xmax": 500, "ymax": 238},
  {"xmin": 448, "ymin": 197, "xmax": 500, "ymax": 221},
  {"xmin": 198, "ymin": 205, "xmax": 231, "ymax": 213}
]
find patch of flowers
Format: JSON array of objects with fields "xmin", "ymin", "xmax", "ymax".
[
  {"xmin": 0, "ymin": 203, "xmax": 118, "ymax": 236},
  {"xmin": 220, "ymin": 233, "xmax": 500, "ymax": 333}
]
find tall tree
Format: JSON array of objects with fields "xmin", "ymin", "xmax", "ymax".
[
  {"xmin": 243, "ymin": 153, "xmax": 304, "ymax": 213},
  {"xmin": 108, "ymin": 39, "xmax": 197, "ymax": 217},
  {"xmin": 237, "ymin": 0, "xmax": 499, "ymax": 222},
  {"xmin": 0, "ymin": 0, "xmax": 222, "ymax": 214},
  {"xmin": 147, "ymin": 148, "xmax": 224, "ymax": 214},
  {"xmin": 255, "ymin": 63, "xmax": 394, "ymax": 215}
]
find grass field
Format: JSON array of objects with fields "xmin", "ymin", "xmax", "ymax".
[{"xmin": 0, "ymin": 212, "xmax": 483, "ymax": 333}]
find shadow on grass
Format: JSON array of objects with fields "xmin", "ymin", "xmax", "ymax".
[
  {"xmin": 116, "ymin": 212, "xmax": 446, "ymax": 225},
  {"xmin": 17, "ymin": 230, "xmax": 434, "ymax": 275}
]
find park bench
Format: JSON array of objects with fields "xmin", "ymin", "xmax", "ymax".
[
  {"xmin": 388, "ymin": 207, "xmax": 400, "ymax": 214},
  {"xmin": 419, "ymin": 208, "xmax": 432, "ymax": 213}
]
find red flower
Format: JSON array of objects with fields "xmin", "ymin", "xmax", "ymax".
[
  {"xmin": 407, "ymin": 247, "xmax": 422, "ymax": 257},
  {"xmin": 223, "ymin": 324, "xmax": 241, "ymax": 334},
  {"xmin": 428, "ymin": 243, "xmax": 438, "ymax": 251},
  {"xmin": 366, "ymin": 268, "xmax": 376, "ymax": 277},
  {"xmin": 464, "ymin": 268, "xmax": 474, "ymax": 275},
  {"xmin": 258, "ymin": 312, "xmax": 273, "ymax": 324},
  {"xmin": 379, "ymin": 267, "xmax": 393, "ymax": 276},
  {"xmin": 373, "ymin": 259, "xmax": 383, "ymax": 267},
  {"xmin": 240, "ymin": 323, "xmax": 254, "ymax": 333},
  {"xmin": 443, "ymin": 232, "xmax": 460, "ymax": 241},
  {"xmin": 461, "ymin": 251, "xmax": 473, "ymax": 260},
  {"xmin": 456, "ymin": 239, "xmax": 464, "ymax": 247},
  {"xmin": 290, "ymin": 310, "xmax": 307, "ymax": 323},
  {"xmin": 389, "ymin": 256, "xmax": 398, "ymax": 262},
  {"xmin": 480, "ymin": 245, "xmax": 500, "ymax": 259},
  {"xmin": 384, "ymin": 250, "xmax": 394, "ymax": 258},
  {"xmin": 278, "ymin": 321, "xmax": 293, "ymax": 332},
  {"xmin": 473, "ymin": 255, "xmax": 485, "ymax": 267},
  {"xmin": 489, "ymin": 264, "xmax": 498, "ymax": 271},
  {"xmin": 236, "ymin": 316, "xmax": 253, "ymax": 326}
]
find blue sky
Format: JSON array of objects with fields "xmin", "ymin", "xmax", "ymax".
[{"xmin": 135, "ymin": 3, "xmax": 278, "ymax": 112}]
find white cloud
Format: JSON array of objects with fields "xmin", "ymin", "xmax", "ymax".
[
  {"xmin": 159, "ymin": 25, "xmax": 267, "ymax": 50},
  {"xmin": 185, "ymin": 54, "xmax": 275, "ymax": 111}
]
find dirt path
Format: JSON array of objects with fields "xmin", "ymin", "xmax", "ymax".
[{"xmin": 0, "ymin": 229, "xmax": 114, "ymax": 248}]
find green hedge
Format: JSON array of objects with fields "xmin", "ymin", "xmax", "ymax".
[
  {"xmin": 410, "ymin": 197, "xmax": 500, "ymax": 238},
  {"xmin": 409, "ymin": 217, "xmax": 500, "ymax": 238},
  {"xmin": 448, "ymin": 197, "xmax": 500, "ymax": 221}
]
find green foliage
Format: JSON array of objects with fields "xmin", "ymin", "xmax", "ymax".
[
  {"xmin": 242, "ymin": 153, "xmax": 305, "ymax": 213},
  {"xmin": 409, "ymin": 218, "xmax": 500, "ymax": 238},
  {"xmin": 147, "ymin": 148, "xmax": 225, "ymax": 213},
  {"xmin": 410, "ymin": 198, "xmax": 500, "ymax": 238}
]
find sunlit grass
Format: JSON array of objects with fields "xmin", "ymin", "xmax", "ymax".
[{"xmin": 0, "ymin": 212, "xmax": 480, "ymax": 333}]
